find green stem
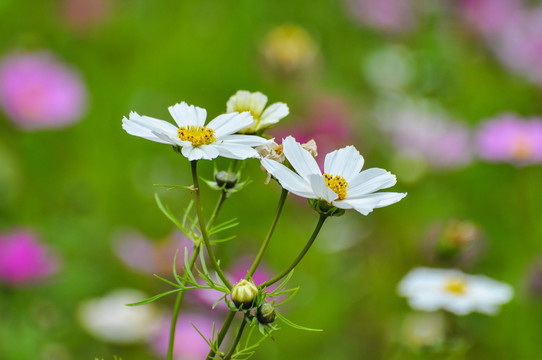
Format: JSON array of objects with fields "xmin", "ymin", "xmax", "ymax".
[
  {"xmin": 167, "ymin": 185, "xmax": 228, "ymax": 360},
  {"xmin": 167, "ymin": 246, "xmax": 199, "ymax": 360},
  {"xmin": 260, "ymin": 214, "xmax": 328, "ymax": 288},
  {"xmin": 191, "ymin": 160, "xmax": 232, "ymax": 290},
  {"xmin": 206, "ymin": 310, "xmax": 236, "ymax": 360},
  {"xmin": 223, "ymin": 318, "xmax": 248, "ymax": 360},
  {"xmin": 246, "ymin": 189, "xmax": 288, "ymax": 279}
]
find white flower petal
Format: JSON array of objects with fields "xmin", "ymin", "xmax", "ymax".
[
  {"xmin": 151, "ymin": 130, "xmax": 183, "ymax": 146},
  {"xmin": 347, "ymin": 170, "xmax": 397, "ymax": 198},
  {"xmin": 260, "ymin": 158, "xmax": 315, "ymax": 198},
  {"xmin": 260, "ymin": 102, "xmax": 289, "ymax": 126},
  {"xmin": 122, "ymin": 112, "xmax": 179, "ymax": 145},
  {"xmin": 181, "ymin": 145, "xmax": 218, "ymax": 161},
  {"xmin": 220, "ymin": 134, "xmax": 271, "ymax": 147},
  {"xmin": 282, "ymin": 136, "xmax": 321, "ymax": 181},
  {"xmin": 212, "ymin": 143, "xmax": 260, "ymax": 160},
  {"xmin": 323, "ymin": 146, "xmax": 364, "ymax": 181},
  {"xmin": 168, "ymin": 102, "xmax": 207, "ymax": 127},
  {"xmin": 334, "ymin": 192, "xmax": 406, "ymax": 215},
  {"xmin": 398, "ymin": 267, "xmax": 513, "ymax": 316},
  {"xmin": 227, "ymin": 91, "xmax": 268, "ymax": 117},
  {"xmin": 208, "ymin": 112, "xmax": 254, "ymax": 138},
  {"xmin": 308, "ymin": 174, "xmax": 337, "ymax": 203}
]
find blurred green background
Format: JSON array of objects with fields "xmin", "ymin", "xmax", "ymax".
[{"xmin": 2, "ymin": 0, "xmax": 542, "ymax": 359}]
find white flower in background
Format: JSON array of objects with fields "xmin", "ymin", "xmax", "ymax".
[
  {"xmin": 77, "ymin": 288, "xmax": 160, "ymax": 344},
  {"xmin": 226, "ymin": 90, "xmax": 289, "ymax": 134},
  {"xmin": 397, "ymin": 267, "xmax": 514, "ymax": 315},
  {"xmin": 260, "ymin": 136, "xmax": 406, "ymax": 215},
  {"xmin": 122, "ymin": 102, "xmax": 270, "ymax": 161}
]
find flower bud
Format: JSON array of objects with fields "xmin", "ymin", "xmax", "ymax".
[
  {"xmin": 215, "ymin": 171, "xmax": 238, "ymax": 189},
  {"xmin": 308, "ymin": 198, "xmax": 345, "ymax": 217},
  {"xmin": 256, "ymin": 302, "xmax": 276, "ymax": 324},
  {"xmin": 423, "ymin": 219, "xmax": 485, "ymax": 267},
  {"xmin": 231, "ymin": 279, "xmax": 258, "ymax": 309}
]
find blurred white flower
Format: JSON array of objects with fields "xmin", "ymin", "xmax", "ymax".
[
  {"xmin": 400, "ymin": 312, "xmax": 445, "ymax": 348},
  {"xmin": 226, "ymin": 90, "xmax": 288, "ymax": 134},
  {"xmin": 398, "ymin": 267, "xmax": 513, "ymax": 315},
  {"xmin": 77, "ymin": 288, "xmax": 160, "ymax": 344},
  {"xmin": 123, "ymin": 102, "xmax": 269, "ymax": 161},
  {"xmin": 261, "ymin": 136, "xmax": 406, "ymax": 215}
]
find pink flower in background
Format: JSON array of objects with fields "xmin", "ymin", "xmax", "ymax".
[
  {"xmin": 379, "ymin": 100, "xmax": 473, "ymax": 169},
  {"xmin": 345, "ymin": 0, "xmax": 417, "ymax": 34},
  {"xmin": 0, "ymin": 229, "xmax": 60, "ymax": 285},
  {"xmin": 459, "ymin": 0, "xmax": 521, "ymax": 35},
  {"xmin": 271, "ymin": 96, "xmax": 354, "ymax": 168},
  {"xmin": 113, "ymin": 230, "xmax": 194, "ymax": 276},
  {"xmin": 476, "ymin": 114, "xmax": 542, "ymax": 165},
  {"xmin": 192, "ymin": 256, "xmax": 274, "ymax": 311},
  {"xmin": 150, "ymin": 313, "xmax": 216, "ymax": 360},
  {"xmin": 60, "ymin": 0, "xmax": 110, "ymax": 32},
  {"xmin": 0, "ymin": 51, "xmax": 87, "ymax": 130},
  {"xmin": 490, "ymin": 8, "xmax": 542, "ymax": 87}
]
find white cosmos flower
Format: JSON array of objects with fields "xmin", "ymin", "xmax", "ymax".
[
  {"xmin": 226, "ymin": 90, "xmax": 289, "ymax": 134},
  {"xmin": 122, "ymin": 101, "xmax": 270, "ymax": 161},
  {"xmin": 260, "ymin": 136, "xmax": 406, "ymax": 215},
  {"xmin": 398, "ymin": 267, "xmax": 514, "ymax": 316},
  {"xmin": 77, "ymin": 288, "xmax": 160, "ymax": 344}
]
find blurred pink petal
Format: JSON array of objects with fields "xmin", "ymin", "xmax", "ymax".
[
  {"xmin": 345, "ymin": 0, "xmax": 417, "ymax": 34},
  {"xmin": 113, "ymin": 229, "xmax": 194, "ymax": 275},
  {"xmin": 150, "ymin": 313, "xmax": 217, "ymax": 360},
  {"xmin": 271, "ymin": 96, "xmax": 354, "ymax": 168},
  {"xmin": 476, "ymin": 113, "xmax": 542, "ymax": 165},
  {"xmin": 0, "ymin": 51, "xmax": 87, "ymax": 130},
  {"xmin": 0, "ymin": 229, "xmax": 60, "ymax": 285}
]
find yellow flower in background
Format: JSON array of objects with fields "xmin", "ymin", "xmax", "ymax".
[{"xmin": 260, "ymin": 25, "xmax": 317, "ymax": 73}]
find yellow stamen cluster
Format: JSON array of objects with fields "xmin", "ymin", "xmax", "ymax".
[
  {"xmin": 177, "ymin": 126, "xmax": 215, "ymax": 146},
  {"xmin": 323, "ymin": 173, "xmax": 348, "ymax": 200},
  {"xmin": 443, "ymin": 277, "xmax": 467, "ymax": 295},
  {"xmin": 274, "ymin": 144, "xmax": 283, "ymax": 155},
  {"xmin": 512, "ymin": 137, "xmax": 533, "ymax": 160}
]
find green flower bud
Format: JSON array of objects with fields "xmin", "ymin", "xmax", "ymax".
[
  {"xmin": 256, "ymin": 303, "xmax": 276, "ymax": 324},
  {"xmin": 231, "ymin": 279, "xmax": 258, "ymax": 309},
  {"xmin": 215, "ymin": 171, "xmax": 238, "ymax": 189},
  {"xmin": 308, "ymin": 198, "xmax": 345, "ymax": 217}
]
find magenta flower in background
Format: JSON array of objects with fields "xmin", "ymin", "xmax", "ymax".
[
  {"xmin": 379, "ymin": 99, "xmax": 473, "ymax": 170},
  {"xmin": 150, "ymin": 313, "xmax": 217, "ymax": 360},
  {"xmin": 490, "ymin": 8, "xmax": 542, "ymax": 87},
  {"xmin": 0, "ymin": 51, "xmax": 87, "ymax": 130},
  {"xmin": 0, "ymin": 229, "xmax": 60, "ymax": 285},
  {"xmin": 344, "ymin": 0, "xmax": 417, "ymax": 34},
  {"xmin": 476, "ymin": 114, "xmax": 542, "ymax": 165},
  {"xmin": 459, "ymin": 0, "xmax": 521, "ymax": 35},
  {"xmin": 192, "ymin": 256, "xmax": 274, "ymax": 311},
  {"xmin": 113, "ymin": 229, "xmax": 194, "ymax": 276},
  {"xmin": 271, "ymin": 96, "xmax": 354, "ymax": 168},
  {"xmin": 60, "ymin": 0, "xmax": 110, "ymax": 32}
]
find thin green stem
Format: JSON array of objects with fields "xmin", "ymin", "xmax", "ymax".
[
  {"xmin": 167, "ymin": 246, "xmax": 199, "ymax": 360},
  {"xmin": 207, "ymin": 310, "xmax": 237, "ymax": 360},
  {"xmin": 223, "ymin": 318, "xmax": 248, "ymax": 360},
  {"xmin": 191, "ymin": 160, "xmax": 232, "ymax": 290},
  {"xmin": 167, "ymin": 182, "xmax": 228, "ymax": 360},
  {"xmin": 246, "ymin": 189, "xmax": 288, "ymax": 279},
  {"xmin": 207, "ymin": 190, "xmax": 228, "ymax": 232},
  {"xmin": 260, "ymin": 214, "xmax": 328, "ymax": 288}
]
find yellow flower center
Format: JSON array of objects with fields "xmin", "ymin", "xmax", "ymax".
[
  {"xmin": 177, "ymin": 126, "xmax": 215, "ymax": 146},
  {"xmin": 512, "ymin": 136, "xmax": 533, "ymax": 160},
  {"xmin": 323, "ymin": 173, "xmax": 348, "ymax": 200},
  {"xmin": 443, "ymin": 277, "xmax": 467, "ymax": 295}
]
